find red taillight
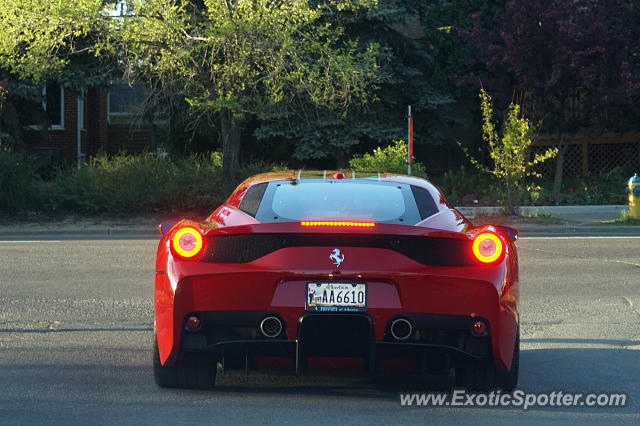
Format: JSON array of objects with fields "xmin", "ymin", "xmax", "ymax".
[
  {"xmin": 186, "ymin": 315, "xmax": 201, "ymax": 330},
  {"xmin": 172, "ymin": 227, "xmax": 204, "ymax": 258},
  {"xmin": 300, "ymin": 221, "xmax": 376, "ymax": 228},
  {"xmin": 472, "ymin": 232, "xmax": 503, "ymax": 263},
  {"xmin": 472, "ymin": 320, "xmax": 488, "ymax": 335}
]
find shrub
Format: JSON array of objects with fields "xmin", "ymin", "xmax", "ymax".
[
  {"xmin": 431, "ymin": 165, "xmax": 501, "ymax": 206},
  {"xmin": 32, "ymin": 151, "xmax": 280, "ymax": 216},
  {"xmin": 38, "ymin": 152, "xmax": 225, "ymax": 215},
  {"xmin": 461, "ymin": 89, "xmax": 557, "ymax": 214},
  {"xmin": 526, "ymin": 167, "xmax": 630, "ymax": 206},
  {"xmin": 0, "ymin": 149, "xmax": 37, "ymax": 212},
  {"xmin": 349, "ymin": 140, "xmax": 427, "ymax": 177}
]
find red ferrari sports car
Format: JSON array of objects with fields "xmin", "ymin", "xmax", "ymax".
[{"xmin": 153, "ymin": 170, "xmax": 519, "ymax": 390}]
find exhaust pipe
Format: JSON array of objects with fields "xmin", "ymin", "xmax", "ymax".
[
  {"xmin": 260, "ymin": 316, "xmax": 283, "ymax": 338},
  {"xmin": 390, "ymin": 318, "xmax": 413, "ymax": 341}
]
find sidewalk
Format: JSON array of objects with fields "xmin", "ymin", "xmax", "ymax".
[
  {"xmin": 458, "ymin": 205, "xmax": 640, "ymax": 236},
  {"xmin": 458, "ymin": 204, "xmax": 629, "ymax": 223},
  {"xmin": 0, "ymin": 216, "xmax": 161, "ymax": 239},
  {"xmin": 0, "ymin": 205, "xmax": 637, "ymax": 238}
]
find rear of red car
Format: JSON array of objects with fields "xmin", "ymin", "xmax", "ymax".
[{"xmin": 153, "ymin": 172, "xmax": 519, "ymax": 390}]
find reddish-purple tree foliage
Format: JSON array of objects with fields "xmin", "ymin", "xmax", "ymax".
[
  {"xmin": 465, "ymin": 0, "xmax": 640, "ymax": 130},
  {"xmin": 463, "ymin": 0, "xmax": 640, "ymax": 190}
]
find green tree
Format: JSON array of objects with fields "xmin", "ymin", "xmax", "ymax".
[
  {"xmin": 464, "ymin": 89, "xmax": 556, "ymax": 215},
  {"xmin": 349, "ymin": 139, "xmax": 427, "ymax": 177},
  {"xmin": 0, "ymin": 0, "xmax": 116, "ymax": 148},
  {"xmin": 0, "ymin": 0, "xmax": 107, "ymax": 80},
  {"xmin": 256, "ymin": 0, "xmax": 455, "ymax": 168},
  {"xmin": 107, "ymin": 0, "xmax": 381, "ymax": 178},
  {"xmin": 466, "ymin": 0, "xmax": 640, "ymax": 192}
]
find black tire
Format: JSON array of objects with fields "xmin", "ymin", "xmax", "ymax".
[
  {"xmin": 495, "ymin": 329, "xmax": 519, "ymax": 392},
  {"xmin": 454, "ymin": 360, "xmax": 497, "ymax": 391},
  {"xmin": 153, "ymin": 333, "xmax": 216, "ymax": 389},
  {"xmin": 455, "ymin": 327, "xmax": 520, "ymax": 391}
]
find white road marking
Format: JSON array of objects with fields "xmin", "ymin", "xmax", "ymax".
[{"xmin": 0, "ymin": 241, "xmax": 62, "ymax": 243}]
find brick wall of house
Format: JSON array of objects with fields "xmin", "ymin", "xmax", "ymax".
[
  {"xmin": 86, "ymin": 88, "xmax": 108, "ymax": 156},
  {"xmin": 107, "ymin": 124, "xmax": 154, "ymax": 155},
  {"xmin": 38, "ymin": 87, "xmax": 154, "ymax": 162},
  {"xmin": 48, "ymin": 88, "xmax": 77, "ymax": 159},
  {"xmin": 43, "ymin": 88, "xmax": 113, "ymax": 161}
]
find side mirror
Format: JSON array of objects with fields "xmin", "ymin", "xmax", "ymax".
[
  {"xmin": 494, "ymin": 225, "xmax": 518, "ymax": 242},
  {"xmin": 159, "ymin": 220, "xmax": 180, "ymax": 235}
]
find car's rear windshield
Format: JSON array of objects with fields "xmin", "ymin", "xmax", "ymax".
[{"xmin": 243, "ymin": 179, "xmax": 437, "ymax": 225}]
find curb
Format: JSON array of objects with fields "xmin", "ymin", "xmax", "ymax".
[
  {"xmin": 0, "ymin": 228, "xmax": 159, "ymax": 240},
  {"xmin": 514, "ymin": 226, "xmax": 640, "ymax": 237}
]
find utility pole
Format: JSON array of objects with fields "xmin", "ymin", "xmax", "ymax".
[{"xmin": 407, "ymin": 105, "xmax": 413, "ymax": 174}]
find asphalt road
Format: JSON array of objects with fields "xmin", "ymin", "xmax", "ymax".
[{"xmin": 1, "ymin": 236, "xmax": 639, "ymax": 424}]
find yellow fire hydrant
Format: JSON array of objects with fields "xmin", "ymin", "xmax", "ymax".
[{"xmin": 628, "ymin": 174, "xmax": 640, "ymax": 219}]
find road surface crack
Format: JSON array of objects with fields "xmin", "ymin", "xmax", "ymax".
[{"xmin": 623, "ymin": 296, "xmax": 640, "ymax": 318}]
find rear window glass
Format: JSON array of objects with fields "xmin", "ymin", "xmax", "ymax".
[
  {"xmin": 238, "ymin": 182, "xmax": 267, "ymax": 217},
  {"xmin": 253, "ymin": 179, "xmax": 427, "ymax": 224},
  {"xmin": 411, "ymin": 185, "xmax": 438, "ymax": 220}
]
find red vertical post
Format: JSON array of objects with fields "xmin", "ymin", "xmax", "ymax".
[{"xmin": 407, "ymin": 105, "xmax": 413, "ymax": 174}]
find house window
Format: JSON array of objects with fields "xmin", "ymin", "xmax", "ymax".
[
  {"xmin": 108, "ymin": 84, "xmax": 146, "ymax": 120},
  {"xmin": 77, "ymin": 91, "xmax": 85, "ymax": 130},
  {"xmin": 43, "ymin": 83, "xmax": 64, "ymax": 129}
]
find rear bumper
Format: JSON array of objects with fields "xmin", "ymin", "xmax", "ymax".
[
  {"xmin": 155, "ymin": 245, "xmax": 518, "ymax": 372},
  {"xmin": 177, "ymin": 311, "xmax": 494, "ymax": 375}
]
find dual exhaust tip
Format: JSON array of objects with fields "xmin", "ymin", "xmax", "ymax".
[
  {"xmin": 263, "ymin": 316, "xmax": 416, "ymax": 341},
  {"xmin": 261, "ymin": 316, "xmax": 413, "ymax": 341},
  {"xmin": 190, "ymin": 314, "xmax": 483, "ymax": 341},
  {"xmin": 389, "ymin": 317, "xmax": 490, "ymax": 340},
  {"xmin": 390, "ymin": 318, "xmax": 413, "ymax": 341},
  {"xmin": 185, "ymin": 314, "xmax": 284, "ymax": 338},
  {"xmin": 260, "ymin": 316, "xmax": 283, "ymax": 338}
]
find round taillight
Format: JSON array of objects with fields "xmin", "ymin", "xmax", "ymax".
[
  {"xmin": 472, "ymin": 232, "xmax": 503, "ymax": 263},
  {"xmin": 186, "ymin": 315, "xmax": 201, "ymax": 330},
  {"xmin": 472, "ymin": 320, "xmax": 488, "ymax": 335},
  {"xmin": 172, "ymin": 227, "xmax": 204, "ymax": 258}
]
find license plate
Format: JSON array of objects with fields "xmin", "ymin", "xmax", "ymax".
[{"xmin": 306, "ymin": 282, "xmax": 367, "ymax": 312}]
